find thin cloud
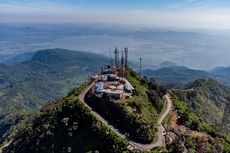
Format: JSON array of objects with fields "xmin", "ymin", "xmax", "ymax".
[
  {"xmin": 0, "ymin": 1, "xmax": 230, "ymax": 29},
  {"xmin": 167, "ymin": 0, "xmax": 205, "ymax": 10}
]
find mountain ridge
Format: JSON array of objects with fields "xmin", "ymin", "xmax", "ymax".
[
  {"xmin": 0, "ymin": 48, "xmax": 108, "ymax": 142},
  {"xmin": 211, "ymin": 66, "xmax": 230, "ymax": 76},
  {"xmin": 143, "ymin": 66, "xmax": 211, "ymax": 88},
  {"xmin": 172, "ymin": 77, "xmax": 230, "ymax": 134}
]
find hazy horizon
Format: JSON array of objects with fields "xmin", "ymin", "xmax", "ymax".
[
  {"xmin": 1, "ymin": 1, "xmax": 230, "ymax": 70},
  {"xmin": 1, "ymin": 23, "xmax": 230, "ymax": 70},
  {"xmin": 1, "ymin": 0, "xmax": 230, "ymax": 30}
]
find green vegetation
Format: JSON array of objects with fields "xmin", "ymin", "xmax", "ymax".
[
  {"xmin": 0, "ymin": 49, "xmax": 107, "ymax": 142},
  {"xmin": 167, "ymin": 134, "xmax": 230, "ymax": 153},
  {"xmin": 169, "ymin": 95, "xmax": 230, "ymax": 153},
  {"xmin": 4, "ymin": 84, "xmax": 129, "ymax": 153},
  {"xmin": 85, "ymin": 68, "xmax": 167, "ymax": 143},
  {"xmin": 172, "ymin": 77, "xmax": 230, "ymax": 135},
  {"xmin": 172, "ymin": 96, "xmax": 214, "ymax": 133}
]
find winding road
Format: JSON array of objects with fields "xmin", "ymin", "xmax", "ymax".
[
  {"xmin": 78, "ymin": 80, "xmax": 173, "ymax": 151},
  {"xmin": 0, "ymin": 140, "xmax": 12, "ymax": 153},
  {"xmin": 1, "ymin": 79, "xmax": 172, "ymax": 152}
]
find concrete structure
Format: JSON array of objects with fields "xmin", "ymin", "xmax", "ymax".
[
  {"xmin": 93, "ymin": 46, "xmax": 133, "ymax": 99},
  {"xmin": 104, "ymin": 90, "xmax": 123, "ymax": 99},
  {"xmin": 94, "ymin": 82, "xmax": 103, "ymax": 93},
  {"xmin": 93, "ymin": 68, "xmax": 135, "ymax": 99}
]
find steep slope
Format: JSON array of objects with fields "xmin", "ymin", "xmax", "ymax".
[
  {"xmin": 3, "ymin": 85, "xmax": 129, "ymax": 153},
  {"xmin": 2, "ymin": 67, "xmax": 168, "ymax": 153},
  {"xmin": 165, "ymin": 96, "xmax": 230, "ymax": 153},
  {"xmin": 172, "ymin": 78, "xmax": 230, "ymax": 133},
  {"xmin": 143, "ymin": 66, "xmax": 211, "ymax": 89},
  {"xmin": 0, "ymin": 49, "xmax": 107, "ymax": 142}
]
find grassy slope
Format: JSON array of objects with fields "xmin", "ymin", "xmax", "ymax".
[{"xmin": 126, "ymin": 68, "xmax": 159, "ymax": 141}]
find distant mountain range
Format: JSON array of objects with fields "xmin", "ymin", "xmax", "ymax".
[
  {"xmin": 143, "ymin": 65, "xmax": 230, "ymax": 88},
  {"xmin": 211, "ymin": 66, "xmax": 230, "ymax": 76},
  {"xmin": 0, "ymin": 48, "xmax": 107, "ymax": 142},
  {"xmin": 0, "ymin": 53, "xmax": 34, "ymax": 64},
  {"xmin": 2, "ymin": 24, "xmax": 230, "ymax": 69},
  {"xmin": 142, "ymin": 66, "xmax": 211, "ymax": 88},
  {"xmin": 158, "ymin": 61, "xmax": 178, "ymax": 68}
]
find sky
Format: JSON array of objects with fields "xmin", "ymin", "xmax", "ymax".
[{"xmin": 1, "ymin": 0, "xmax": 230, "ymax": 29}]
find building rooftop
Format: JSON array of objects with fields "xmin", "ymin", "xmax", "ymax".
[{"xmin": 93, "ymin": 70, "xmax": 135, "ymax": 99}]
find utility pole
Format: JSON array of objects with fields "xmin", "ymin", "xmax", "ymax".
[
  {"xmin": 139, "ymin": 57, "xmax": 142, "ymax": 76},
  {"xmin": 124, "ymin": 47, "xmax": 128, "ymax": 67}
]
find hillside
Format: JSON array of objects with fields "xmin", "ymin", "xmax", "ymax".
[
  {"xmin": 165, "ymin": 96, "xmax": 230, "ymax": 153},
  {"xmin": 0, "ymin": 49, "xmax": 107, "ymax": 142},
  {"xmin": 142, "ymin": 66, "xmax": 211, "ymax": 89},
  {"xmin": 85, "ymin": 68, "xmax": 167, "ymax": 143},
  {"xmin": 2, "ymin": 67, "xmax": 168, "ymax": 153},
  {"xmin": 0, "ymin": 53, "xmax": 34, "ymax": 64},
  {"xmin": 3, "ymin": 84, "xmax": 129, "ymax": 153},
  {"xmin": 172, "ymin": 78, "xmax": 230, "ymax": 134},
  {"xmin": 2, "ymin": 68, "xmax": 230, "ymax": 153}
]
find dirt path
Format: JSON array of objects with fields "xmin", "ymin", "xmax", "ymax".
[{"xmin": 78, "ymin": 80, "xmax": 173, "ymax": 151}]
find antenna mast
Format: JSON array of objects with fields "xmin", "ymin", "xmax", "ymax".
[
  {"xmin": 114, "ymin": 47, "xmax": 119, "ymax": 67},
  {"xmin": 139, "ymin": 57, "xmax": 142, "ymax": 76}
]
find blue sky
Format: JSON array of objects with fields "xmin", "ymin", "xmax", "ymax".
[
  {"xmin": 1, "ymin": 0, "xmax": 229, "ymax": 10},
  {"xmin": 1, "ymin": 0, "xmax": 230, "ymax": 29}
]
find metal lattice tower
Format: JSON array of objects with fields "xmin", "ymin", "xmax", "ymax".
[
  {"xmin": 114, "ymin": 47, "xmax": 119, "ymax": 67},
  {"xmin": 121, "ymin": 50, "xmax": 124, "ymax": 67}
]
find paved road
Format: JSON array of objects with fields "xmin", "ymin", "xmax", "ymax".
[
  {"xmin": 78, "ymin": 80, "xmax": 173, "ymax": 151},
  {"xmin": 129, "ymin": 94, "xmax": 172, "ymax": 150},
  {"xmin": 0, "ymin": 140, "xmax": 12, "ymax": 153},
  {"xmin": 1, "ymin": 80, "xmax": 172, "ymax": 152}
]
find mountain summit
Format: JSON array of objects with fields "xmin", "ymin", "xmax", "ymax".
[{"xmin": 0, "ymin": 49, "xmax": 107, "ymax": 142}]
